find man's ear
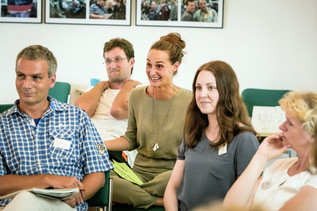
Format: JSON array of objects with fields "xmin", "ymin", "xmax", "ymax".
[
  {"xmin": 49, "ymin": 74, "xmax": 56, "ymax": 89},
  {"xmin": 129, "ymin": 57, "xmax": 135, "ymax": 69}
]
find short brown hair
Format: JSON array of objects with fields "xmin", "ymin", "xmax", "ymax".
[
  {"xmin": 186, "ymin": 0, "xmax": 195, "ymax": 6},
  {"xmin": 103, "ymin": 38, "xmax": 135, "ymax": 74},
  {"xmin": 16, "ymin": 45, "xmax": 57, "ymax": 78}
]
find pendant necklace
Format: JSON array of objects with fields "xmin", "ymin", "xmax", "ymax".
[{"xmin": 151, "ymin": 88, "xmax": 176, "ymax": 151}]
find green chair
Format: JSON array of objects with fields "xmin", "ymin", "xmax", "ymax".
[
  {"xmin": 241, "ymin": 88, "xmax": 290, "ymax": 117},
  {"xmin": 86, "ymin": 171, "xmax": 113, "ymax": 211},
  {"xmin": 0, "ymin": 104, "xmax": 14, "ymax": 113},
  {"xmin": 48, "ymin": 81, "xmax": 71, "ymax": 103}
]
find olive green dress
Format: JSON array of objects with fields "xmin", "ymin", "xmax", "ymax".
[{"xmin": 111, "ymin": 86, "xmax": 192, "ymax": 209}]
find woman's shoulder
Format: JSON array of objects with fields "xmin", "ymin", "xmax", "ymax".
[
  {"xmin": 233, "ymin": 131, "xmax": 258, "ymax": 143},
  {"xmin": 178, "ymin": 87, "xmax": 192, "ymax": 94},
  {"xmin": 230, "ymin": 131, "xmax": 259, "ymax": 153},
  {"xmin": 268, "ymin": 157, "xmax": 298, "ymax": 171},
  {"xmin": 177, "ymin": 87, "xmax": 193, "ymax": 99},
  {"xmin": 131, "ymin": 85, "xmax": 147, "ymax": 96},
  {"xmin": 132, "ymin": 85, "xmax": 146, "ymax": 92}
]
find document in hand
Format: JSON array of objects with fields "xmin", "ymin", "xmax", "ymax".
[
  {"xmin": 0, "ymin": 188, "xmax": 79, "ymax": 200},
  {"xmin": 111, "ymin": 160, "xmax": 144, "ymax": 185}
]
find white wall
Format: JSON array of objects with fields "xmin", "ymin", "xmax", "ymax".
[{"xmin": 1, "ymin": 0, "xmax": 316, "ymax": 104}]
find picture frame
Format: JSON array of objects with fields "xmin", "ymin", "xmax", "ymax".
[
  {"xmin": 136, "ymin": 0, "xmax": 223, "ymax": 28},
  {"xmin": 45, "ymin": 0, "xmax": 131, "ymax": 25},
  {"xmin": 0, "ymin": 0, "xmax": 42, "ymax": 23}
]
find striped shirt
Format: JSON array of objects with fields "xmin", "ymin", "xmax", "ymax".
[
  {"xmin": 0, "ymin": 97, "xmax": 113, "ymax": 210},
  {"xmin": 89, "ymin": 3, "xmax": 107, "ymax": 16}
]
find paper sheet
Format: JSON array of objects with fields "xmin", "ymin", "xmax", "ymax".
[
  {"xmin": 251, "ymin": 106, "xmax": 285, "ymax": 135},
  {"xmin": 111, "ymin": 160, "xmax": 144, "ymax": 185},
  {"xmin": 0, "ymin": 188, "xmax": 79, "ymax": 200}
]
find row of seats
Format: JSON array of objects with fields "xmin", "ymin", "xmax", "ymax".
[
  {"xmin": 0, "ymin": 87, "xmax": 290, "ymax": 211},
  {"xmin": 0, "ymin": 86, "xmax": 290, "ymax": 115},
  {"xmin": 241, "ymin": 88, "xmax": 290, "ymax": 117},
  {"xmin": 0, "ymin": 81, "xmax": 71, "ymax": 113}
]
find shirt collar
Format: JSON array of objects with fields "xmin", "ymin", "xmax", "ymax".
[{"xmin": 8, "ymin": 96, "xmax": 67, "ymax": 116}]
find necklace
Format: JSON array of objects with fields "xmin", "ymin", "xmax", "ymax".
[{"xmin": 151, "ymin": 88, "xmax": 176, "ymax": 151}]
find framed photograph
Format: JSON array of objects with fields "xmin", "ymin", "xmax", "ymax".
[
  {"xmin": 45, "ymin": 0, "xmax": 131, "ymax": 25},
  {"xmin": 0, "ymin": 0, "xmax": 42, "ymax": 23},
  {"xmin": 136, "ymin": 0, "xmax": 223, "ymax": 28}
]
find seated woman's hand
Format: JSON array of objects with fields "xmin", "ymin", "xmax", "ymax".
[{"xmin": 257, "ymin": 134, "xmax": 291, "ymax": 163}]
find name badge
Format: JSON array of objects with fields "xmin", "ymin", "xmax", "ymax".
[
  {"xmin": 53, "ymin": 138, "xmax": 71, "ymax": 150},
  {"xmin": 218, "ymin": 143, "xmax": 227, "ymax": 155}
]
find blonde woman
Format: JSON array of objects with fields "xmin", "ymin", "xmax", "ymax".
[{"xmin": 224, "ymin": 91, "xmax": 317, "ymax": 211}]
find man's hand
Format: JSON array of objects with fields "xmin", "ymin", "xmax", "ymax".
[
  {"xmin": 44, "ymin": 175, "xmax": 85, "ymax": 207},
  {"xmin": 45, "ymin": 175, "xmax": 83, "ymax": 189},
  {"xmin": 62, "ymin": 190, "xmax": 85, "ymax": 208}
]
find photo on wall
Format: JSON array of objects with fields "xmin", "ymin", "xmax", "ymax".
[
  {"xmin": 0, "ymin": 0, "xmax": 41, "ymax": 23},
  {"xmin": 45, "ymin": 0, "xmax": 131, "ymax": 25},
  {"xmin": 136, "ymin": 0, "xmax": 224, "ymax": 28}
]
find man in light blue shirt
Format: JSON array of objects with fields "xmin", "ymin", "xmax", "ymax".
[
  {"xmin": 89, "ymin": 0, "xmax": 108, "ymax": 19},
  {"xmin": 0, "ymin": 45, "xmax": 113, "ymax": 210}
]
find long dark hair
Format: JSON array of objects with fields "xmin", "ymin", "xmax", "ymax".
[{"xmin": 184, "ymin": 60, "xmax": 257, "ymax": 148}]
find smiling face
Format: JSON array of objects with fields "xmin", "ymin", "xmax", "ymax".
[
  {"xmin": 16, "ymin": 58, "xmax": 56, "ymax": 107},
  {"xmin": 146, "ymin": 49, "xmax": 179, "ymax": 88},
  {"xmin": 195, "ymin": 70, "xmax": 219, "ymax": 116},
  {"xmin": 187, "ymin": 1, "xmax": 196, "ymax": 13},
  {"xmin": 279, "ymin": 111, "xmax": 313, "ymax": 149},
  {"xmin": 104, "ymin": 47, "xmax": 134, "ymax": 84}
]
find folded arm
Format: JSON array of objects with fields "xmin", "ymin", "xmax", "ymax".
[
  {"xmin": 75, "ymin": 81, "xmax": 109, "ymax": 117},
  {"xmin": 110, "ymin": 80, "xmax": 142, "ymax": 120}
]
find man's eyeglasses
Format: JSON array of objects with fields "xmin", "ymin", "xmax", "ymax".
[{"xmin": 103, "ymin": 57, "xmax": 127, "ymax": 65}]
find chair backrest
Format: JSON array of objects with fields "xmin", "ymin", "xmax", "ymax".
[
  {"xmin": 0, "ymin": 104, "xmax": 14, "ymax": 113},
  {"xmin": 241, "ymin": 88, "xmax": 290, "ymax": 117},
  {"xmin": 0, "ymin": 82, "xmax": 71, "ymax": 113},
  {"xmin": 48, "ymin": 81, "xmax": 71, "ymax": 103},
  {"xmin": 86, "ymin": 171, "xmax": 112, "ymax": 211}
]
